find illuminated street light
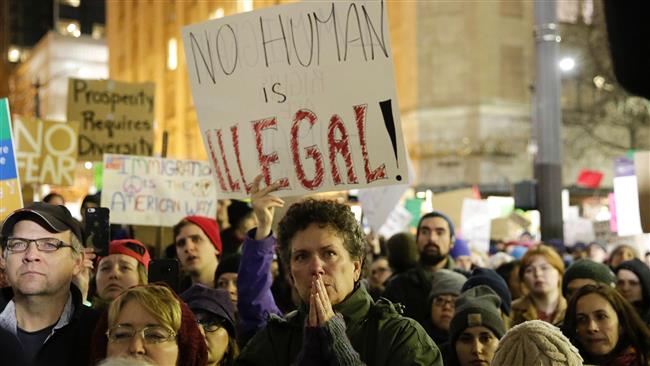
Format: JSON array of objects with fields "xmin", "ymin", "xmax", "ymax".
[
  {"xmin": 210, "ymin": 8, "xmax": 224, "ymax": 19},
  {"xmin": 559, "ymin": 57, "xmax": 575, "ymax": 72},
  {"xmin": 8, "ymin": 47, "xmax": 20, "ymax": 62},
  {"xmin": 67, "ymin": 23, "xmax": 78, "ymax": 33}
]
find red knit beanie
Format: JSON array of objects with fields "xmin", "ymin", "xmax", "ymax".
[{"xmin": 185, "ymin": 215, "xmax": 222, "ymax": 255}]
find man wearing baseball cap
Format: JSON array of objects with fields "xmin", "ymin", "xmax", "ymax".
[
  {"xmin": 174, "ymin": 215, "xmax": 222, "ymax": 292},
  {"xmin": 0, "ymin": 202, "xmax": 99, "ymax": 366}
]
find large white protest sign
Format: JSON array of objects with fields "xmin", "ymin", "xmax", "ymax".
[
  {"xmin": 182, "ymin": 0, "xmax": 408, "ymax": 199},
  {"xmin": 358, "ymin": 157, "xmax": 414, "ymax": 233},
  {"xmin": 101, "ymin": 154, "xmax": 217, "ymax": 227},
  {"xmin": 461, "ymin": 198, "xmax": 491, "ymax": 253}
]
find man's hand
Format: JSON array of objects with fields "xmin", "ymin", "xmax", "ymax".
[
  {"xmin": 308, "ymin": 274, "xmax": 335, "ymax": 327},
  {"xmin": 73, "ymin": 247, "xmax": 96, "ymax": 303},
  {"xmin": 250, "ymin": 174, "xmax": 284, "ymax": 240}
]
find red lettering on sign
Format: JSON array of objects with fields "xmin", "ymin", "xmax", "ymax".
[
  {"xmin": 354, "ymin": 104, "xmax": 386, "ymax": 183},
  {"xmin": 230, "ymin": 125, "xmax": 252, "ymax": 194},
  {"xmin": 252, "ymin": 117, "xmax": 289, "ymax": 188},
  {"xmin": 217, "ymin": 129, "xmax": 240, "ymax": 192},
  {"xmin": 290, "ymin": 109, "xmax": 324, "ymax": 190},
  {"xmin": 327, "ymin": 114, "xmax": 358, "ymax": 185},
  {"xmin": 205, "ymin": 130, "xmax": 228, "ymax": 191}
]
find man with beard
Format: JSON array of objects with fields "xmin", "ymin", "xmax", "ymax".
[{"xmin": 383, "ymin": 211, "xmax": 457, "ymax": 328}]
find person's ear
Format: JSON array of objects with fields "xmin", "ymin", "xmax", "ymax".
[{"xmin": 353, "ymin": 259, "xmax": 362, "ymax": 282}]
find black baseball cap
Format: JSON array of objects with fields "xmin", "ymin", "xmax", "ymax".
[{"xmin": 1, "ymin": 202, "xmax": 83, "ymax": 242}]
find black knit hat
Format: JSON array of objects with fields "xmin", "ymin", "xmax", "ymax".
[
  {"xmin": 450, "ymin": 285, "xmax": 506, "ymax": 346},
  {"xmin": 615, "ymin": 258, "xmax": 650, "ymax": 304},
  {"xmin": 227, "ymin": 200, "xmax": 253, "ymax": 230},
  {"xmin": 214, "ymin": 253, "xmax": 241, "ymax": 282},
  {"xmin": 462, "ymin": 267, "xmax": 511, "ymax": 315},
  {"xmin": 562, "ymin": 259, "xmax": 616, "ymax": 297}
]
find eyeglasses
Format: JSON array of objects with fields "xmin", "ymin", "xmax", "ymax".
[
  {"xmin": 4, "ymin": 237, "xmax": 76, "ymax": 253},
  {"xmin": 106, "ymin": 325, "xmax": 176, "ymax": 344},
  {"xmin": 433, "ymin": 296, "xmax": 456, "ymax": 308},
  {"xmin": 197, "ymin": 318, "xmax": 224, "ymax": 333}
]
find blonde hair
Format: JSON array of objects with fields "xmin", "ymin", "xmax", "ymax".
[{"xmin": 107, "ymin": 285, "xmax": 181, "ymax": 333}]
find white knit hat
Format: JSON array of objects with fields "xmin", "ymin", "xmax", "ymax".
[{"xmin": 492, "ymin": 320, "xmax": 583, "ymax": 366}]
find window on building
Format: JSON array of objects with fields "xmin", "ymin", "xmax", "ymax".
[
  {"xmin": 57, "ymin": 19, "xmax": 81, "ymax": 37},
  {"xmin": 238, "ymin": 0, "xmax": 253, "ymax": 13},
  {"xmin": 557, "ymin": 0, "xmax": 593, "ymax": 24},
  {"xmin": 500, "ymin": 0, "xmax": 523, "ymax": 18},
  {"xmin": 167, "ymin": 38, "xmax": 178, "ymax": 70},
  {"xmin": 210, "ymin": 8, "xmax": 225, "ymax": 19},
  {"xmin": 92, "ymin": 24, "xmax": 105, "ymax": 39},
  {"xmin": 60, "ymin": 0, "xmax": 80, "ymax": 7}
]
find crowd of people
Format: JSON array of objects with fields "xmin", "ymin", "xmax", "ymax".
[{"xmin": 1, "ymin": 174, "xmax": 650, "ymax": 365}]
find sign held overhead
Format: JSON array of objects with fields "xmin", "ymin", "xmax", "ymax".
[{"xmin": 182, "ymin": 0, "xmax": 408, "ymax": 199}]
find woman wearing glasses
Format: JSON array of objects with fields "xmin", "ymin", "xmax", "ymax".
[
  {"xmin": 181, "ymin": 284, "xmax": 239, "ymax": 366},
  {"xmin": 90, "ymin": 284, "xmax": 207, "ymax": 366}
]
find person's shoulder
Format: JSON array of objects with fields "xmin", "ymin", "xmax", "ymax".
[
  {"xmin": 386, "ymin": 267, "xmax": 429, "ymax": 287},
  {"xmin": 370, "ymin": 298, "xmax": 430, "ymax": 334},
  {"xmin": 0, "ymin": 286, "xmax": 14, "ymax": 308},
  {"xmin": 511, "ymin": 295, "xmax": 532, "ymax": 310},
  {"xmin": 263, "ymin": 310, "xmax": 303, "ymax": 332}
]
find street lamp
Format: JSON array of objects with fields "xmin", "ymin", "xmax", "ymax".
[{"xmin": 559, "ymin": 57, "xmax": 576, "ymax": 72}]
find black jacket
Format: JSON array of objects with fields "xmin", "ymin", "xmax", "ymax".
[
  {"xmin": 0, "ymin": 285, "xmax": 99, "ymax": 366},
  {"xmin": 382, "ymin": 257, "xmax": 455, "ymax": 328}
]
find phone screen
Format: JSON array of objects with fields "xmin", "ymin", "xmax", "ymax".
[
  {"xmin": 148, "ymin": 259, "xmax": 181, "ymax": 293},
  {"xmin": 85, "ymin": 207, "xmax": 110, "ymax": 257}
]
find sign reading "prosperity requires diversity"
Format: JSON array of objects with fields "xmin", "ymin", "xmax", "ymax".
[{"xmin": 67, "ymin": 78, "xmax": 155, "ymax": 161}]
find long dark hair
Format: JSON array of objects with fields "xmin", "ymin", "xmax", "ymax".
[{"xmin": 562, "ymin": 284, "xmax": 650, "ymax": 365}]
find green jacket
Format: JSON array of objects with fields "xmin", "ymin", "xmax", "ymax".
[{"xmin": 236, "ymin": 285, "xmax": 442, "ymax": 366}]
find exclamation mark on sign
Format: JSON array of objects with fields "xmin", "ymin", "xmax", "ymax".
[{"xmin": 379, "ymin": 99, "xmax": 401, "ymax": 181}]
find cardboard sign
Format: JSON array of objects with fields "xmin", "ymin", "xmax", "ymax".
[
  {"xmin": 67, "ymin": 78, "xmax": 155, "ymax": 161},
  {"xmin": 13, "ymin": 116, "xmax": 79, "ymax": 186},
  {"xmin": 431, "ymin": 188, "xmax": 476, "ymax": 230},
  {"xmin": 0, "ymin": 99, "xmax": 22, "ymax": 221},
  {"xmin": 182, "ymin": 0, "xmax": 408, "ymax": 199},
  {"xmin": 101, "ymin": 154, "xmax": 217, "ymax": 227}
]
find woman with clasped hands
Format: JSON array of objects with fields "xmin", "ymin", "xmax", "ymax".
[{"xmin": 235, "ymin": 175, "xmax": 442, "ymax": 366}]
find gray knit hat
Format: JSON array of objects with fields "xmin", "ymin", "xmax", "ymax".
[
  {"xmin": 449, "ymin": 285, "xmax": 506, "ymax": 345},
  {"xmin": 429, "ymin": 269, "xmax": 467, "ymax": 301},
  {"xmin": 492, "ymin": 320, "xmax": 583, "ymax": 366},
  {"xmin": 562, "ymin": 259, "xmax": 616, "ymax": 297}
]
